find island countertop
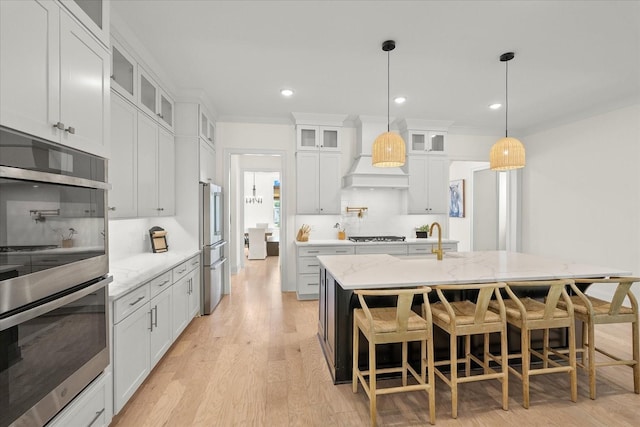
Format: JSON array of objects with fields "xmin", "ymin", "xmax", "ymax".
[{"xmin": 317, "ymin": 250, "xmax": 631, "ymax": 290}]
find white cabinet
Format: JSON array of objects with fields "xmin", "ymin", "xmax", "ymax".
[
  {"xmin": 47, "ymin": 372, "xmax": 112, "ymax": 427},
  {"xmin": 296, "ymin": 125, "xmax": 340, "ymax": 151},
  {"xmin": 405, "ymin": 130, "xmax": 447, "ymax": 154},
  {"xmin": 188, "ymin": 267, "xmax": 201, "ymax": 318},
  {"xmin": 149, "ymin": 287, "xmax": 173, "ymax": 367},
  {"xmin": 110, "ymin": 38, "xmax": 137, "ymax": 104},
  {"xmin": 199, "ymin": 109, "xmax": 215, "ymax": 144},
  {"xmin": 0, "ymin": 0, "xmax": 110, "ymax": 158},
  {"xmin": 296, "ymin": 245, "xmax": 354, "ymax": 299},
  {"xmin": 137, "ymin": 111, "xmax": 175, "ymax": 217},
  {"xmin": 59, "ymin": 0, "xmax": 110, "ymax": 47},
  {"xmin": 171, "ymin": 255, "xmax": 201, "ymax": 338},
  {"xmin": 296, "ymin": 151, "xmax": 341, "ymax": 214},
  {"xmin": 138, "ymin": 66, "xmax": 174, "ymax": 132},
  {"xmin": 406, "ymin": 155, "xmax": 448, "ymax": 214},
  {"xmin": 199, "ymin": 138, "xmax": 216, "ymax": 183},
  {"xmin": 109, "ymin": 92, "xmax": 138, "ymax": 217}
]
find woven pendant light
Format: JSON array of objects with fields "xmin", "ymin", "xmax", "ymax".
[
  {"xmin": 372, "ymin": 40, "xmax": 405, "ymax": 167},
  {"xmin": 490, "ymin": 52, "xmax": 525, "ymax": 171}
]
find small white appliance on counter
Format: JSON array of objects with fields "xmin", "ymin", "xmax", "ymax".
[{"xmin": 200, "ymin": 182, "xmax": 227, "ymax": 314}]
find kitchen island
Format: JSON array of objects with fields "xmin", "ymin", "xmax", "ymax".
[{"xmin": 316, "ymin": 251, "xmax": 630, "ymax": 383}]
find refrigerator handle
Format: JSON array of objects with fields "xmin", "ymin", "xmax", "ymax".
[
  {"xmin": 210, "ymin": 257, "xmax": 227, "ymax": 270},
  {"xmin": 211, "ymin": 240, "xmax": 228, "ymax": 250}
]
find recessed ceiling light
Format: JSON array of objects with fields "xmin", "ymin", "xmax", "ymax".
[
  {"xmin": 280, "ymin": 88, "xmax": 294, "ymax": 97},
  {"xmin": 394, "ymin": 96, "xmax": 406, "ymax": 104},
  {"xmin": 489, "ymin": 103, "xmax": 502, "ymax": 110}
]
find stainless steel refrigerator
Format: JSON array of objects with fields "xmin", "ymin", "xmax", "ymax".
[{"xmin": 200, "ymin": 182, "xmax": 227, "ymax": 314}]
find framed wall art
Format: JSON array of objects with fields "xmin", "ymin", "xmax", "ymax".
[{"xmin": 449, "ymin": 179, "xmax": 465, "ymax": 218}]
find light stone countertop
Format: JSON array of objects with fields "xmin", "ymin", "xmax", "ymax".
[
  {"xmin": 294, "ymin": 238, "xmax": 458, "ymax": 246},
  {"xmin": 317, "ymin": 250, "xmax": 631, "ymax": 290},
  {"xmin": 109, "ymin": 250, "xmax": 200, "ymax": 299}
]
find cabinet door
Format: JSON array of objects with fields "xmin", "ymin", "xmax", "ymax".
[
  {"xmin": 428, "ymin": 131, "xmax": 447, "ymax": 154},
  {"xmin": 59, "ymin": 0, "xmax": 110, "ymax": 47},
  {"xmin": 188, "ymin": 269, "xmax": 201, "ymax": 319},
  {"xmin": 149, "ymin": 287, "xmax": 172, "ymax": 366},
  {"xmin": 199, "ymin": 139, "xmax": 215, "ymax": 183},
  {"xmin": 320, "ymin": 126, "xmax": 340, "ymax": 151},
  {"xmin": 426, "ymin": 156, "xmax": 448, "ymax": 214},
  {"xmin": 158, "ymin": 88, "xmax": 174, "ymax": 132},
  {"xmin": 296, "ymin": 126, "xmax": 318, "ymax": 150},
  {"xmin": 0, "ymin": 0, "xmax": 60, "ymax": 143},
  {"xmin": 138, "ymin": 67, "xmax": 158, "ymax": 118},
  {"xmin": 111, "ymin": 40, "xmax": 137, "ymax": 104},
  {"xmin": 59, "ymin": 11, "xmax": 110, "ymax": 158},
  {"xmin": 408, "ymin": 132, "xmax": 427, "ymax": 153},
  {"xmin": 109, "ymin": 93, "xmax": 137, "ymax": 217},
  {"xmin": 171, "ymin": 275, "xmax": 190, "ymax": 339},
  {"xmin": 407, "ymin": 155, "xmax": 429, "ymax": 214},
  {"xmin": 200, "ymin": 110, "xmax": 210, "ymax": 140},
  {"xmin": 318, "ymin": 152, "xmax": 341, "ymax": 214},
  {"xmin": 296, "ymin": 152, "xmax": 319, "ymax": 213},
  {"xmin": 157, "ymin": 127, "xmax": 175, "ymax": 216},
  {"xmin": 113, "ymin": 304, "xmax": 150, "ymax": 413},
  {"xmin": 207, "ymin": 121, "xmax": 215, "ymax": 145},
  {"xmin": 137, "ymin": 112, "xmax": 159, "ymax": 217}
]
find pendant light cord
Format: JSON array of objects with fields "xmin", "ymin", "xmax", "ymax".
[
  {"xmin": 505, "ymin": 60, "xmax": 509, "ymax": 138},
  {"xmin": 387, "ymin": 48, "xmax": 390, "ymax": 132}
]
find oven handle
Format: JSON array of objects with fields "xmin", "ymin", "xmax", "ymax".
[
  {"xmin": 0, "ymin": 165, "xmax": 111, "ymax": 190},
  {"xmin": 0, "ymin": 276, "xmax": 112, "ymax": 331}
]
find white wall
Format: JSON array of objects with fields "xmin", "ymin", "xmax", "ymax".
[
  {"xmin": 449, "ymin": 161, "xmax": 490, "ymax": 251},
  {"xmin": 521, "ymin": 104, "xmax": 640, "ymax": 300}
]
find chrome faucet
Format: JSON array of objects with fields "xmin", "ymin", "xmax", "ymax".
[{"xmin": 429, "ymin": 222, "xmax": 444, "ymax": 260}]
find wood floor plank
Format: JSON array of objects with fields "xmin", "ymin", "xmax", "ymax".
[{"xmin": 111, "ymin": 255, "xmax": 640, "ymax": 426}]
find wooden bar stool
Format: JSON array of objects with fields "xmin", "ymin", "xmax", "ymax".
[
  {"xmin": 489, "ymin": 279, "xmax": 577, "ymax": 408},
  {"xmin": 557, "ymin": 277, "xmax": 639, "ymax": 399},
  {"xmin": 430, "ymin": 282, "xmax": 509, "ymax": 418},
  {"xmin": 352, "ymin": 287, "xmax": 435, "ymax": 426}
]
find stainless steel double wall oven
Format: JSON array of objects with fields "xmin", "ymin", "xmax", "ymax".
[{"xmin": 0, "ymin": 127, "xmax": 111, "ymax": 427}]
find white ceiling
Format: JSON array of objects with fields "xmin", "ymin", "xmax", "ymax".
[{"xmin": 112, "ymin": 0, "xmax": 640, "ymax": 135}]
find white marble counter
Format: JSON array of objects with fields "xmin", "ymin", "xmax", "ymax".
[
  {"xmin": 108, "ymin": 250, "xmax": 200, "ymax": 299},
  {"xmin": 317, "ymin": 251, "xmax": 631, "ymax": 290},
  {"xmin": 294, "ymin": 238, "xmax": 458, "ymax": 246}
]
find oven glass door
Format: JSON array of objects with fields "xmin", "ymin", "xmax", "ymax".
[{"xmin": 0, "ymin": 279, "xmax": 109, "ymax": 427}]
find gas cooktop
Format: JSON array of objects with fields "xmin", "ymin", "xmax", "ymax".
[{"xmin": 348, "ymin": 236, "xmax": 406, "ymax": 242}]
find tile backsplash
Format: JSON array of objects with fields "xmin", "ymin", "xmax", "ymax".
[{"xmin": 295, "ymin": 189, "xmax": 447, "ymax": 240}]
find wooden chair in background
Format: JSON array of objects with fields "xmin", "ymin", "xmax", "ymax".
[
  {"xmin": 430, "ymin": 282, "xmax": 509, "ymax": 418},
  {"xmin": 557, "ymin": 277, "xmax": 639, "ymax": 399},
  {"xmin": 352, "ymin": 287, "xmax": 435, "ymax": 426},
  {"xmin": 489, "ymin": 279, "xmax": 577, "ymax": 408}
]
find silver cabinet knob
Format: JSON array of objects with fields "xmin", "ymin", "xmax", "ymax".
[
  {"xmin": 53, "ymin": 122, "xmax": 65, "ymax": 130},
  {"xmin": 108, "ymin": 207, "xmax": 116, "ymax": 211},
  {"xmin": 65, "ymin": 126, "xmax": 75, "ymax": 134}
]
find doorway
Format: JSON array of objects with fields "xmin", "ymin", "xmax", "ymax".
[{"xmin": 243, "ymin": 170, "xmax": 281, "ymax": 258}]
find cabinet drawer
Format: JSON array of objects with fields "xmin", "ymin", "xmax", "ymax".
[
  {"xmin": 149, "ymin": 271, "xmax": 172, "ymax": 299},
  {"xmin": 186, "ymin": 254, "xmax": 200, "ymax": 272},
  {"xmin": 408, "ymin": 244, "xmax": 456, "ymax": 254},
  {"xmin": 298, "ymin": 246, "xmax": 354, "ymax": 257},
  {"xmin": 48, "ymin": 372, "xmax": 109, "ymax": 427},
  {"xmin": 298, "ymin": 257, "xmax": 321, "ymax": 274},
  {"xmin": 114, "ymin": 285, "xmax": 150, "ymax": 324},
  {"xmin": 297, "ymin": 274, "xmax": 320, "ymax": 296},
  {"xmin": 355, "ymin": 245, "xmax": 407, "ymax": 255},
  {"xmin": 172, "ymin": 261, "xmax": 189, "ymax": 281}
]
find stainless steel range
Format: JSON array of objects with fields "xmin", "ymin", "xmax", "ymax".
[{"xmin": 348, "ymin": 236, "xmax": 406, "ymax": 242}]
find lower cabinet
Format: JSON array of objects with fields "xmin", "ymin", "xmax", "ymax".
[
  {"xmin": 48, "ymin": 372, "xmax": 112, "ymax": 427},
  {"xmin": 112, "ymin": 254, "xmax": 201, "ymax": 414}
]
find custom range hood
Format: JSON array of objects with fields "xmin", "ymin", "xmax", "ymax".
[{"xmin": 342, "ymin": 116, "xmax": 409, "ymax": 189}]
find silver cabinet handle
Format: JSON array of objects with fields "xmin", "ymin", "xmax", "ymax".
[
  {"xmin": 158, "ymin": 279, "xmax": 170, "ymax": 287},
  {"xmin": 191, "ymin": 260, "xmax": 199, "ymax": 266},
  {"xmin": 129, "ymin": 295, "xmax": 145, "ymax": 306},
  {"xmin": 308, "ymin": 250, "xmax": 319, "ymax": 254},
  {"xmin": 157, "ymin": 207, "xmax": 164, "ymax": 211},
  {"xmin": 88, "ymin": 408, "xmax": 105, "ymax": 427},
  {"xmin": 148, "ymin": 309, "xmax": 153, "ymax": 331},
  {"xmin": 309, "ymin": 283, "xmax": 319, "ymax": 286},
  {"xmin": 53, "ymin": 122, "xmax": 65, "ymax": 130},
  {"xmin": 308, "ymin": 264, "xmax": 319, "ymax": 267},
  {"xmin": 108, "ymin": 207, "xmax": 117, "ymax": 211},
  {"xmin": 153, "ymin": 305, "xmax": 158, "ymax": 328},
  {"xmin": 178, "ymin": 268, "xmax": 186, "ymax": 274},
  {"xmin": 65, "ymin": 126, "xmax": 75, "ymax": 134},
  {"xmin": 336, "ymin": 250, "xmax": 349, "ymax": 253}
]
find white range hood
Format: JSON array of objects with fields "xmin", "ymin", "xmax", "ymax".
[{"xmin": 342, "ymin": 116, "xmax": 409, "ymax": 189}]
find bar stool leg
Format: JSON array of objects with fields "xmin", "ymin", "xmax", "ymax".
[
  {"xmin": 543, "ymin": 328, "xmax": 549, "ymax": 369},
  {"xmin": 465, "ymin": 334, "xmax": 471, "ymax": 376},
  {"xmin": 369, "ymin": 339, "xmax": 377, "ymax": 426},
  {"xmin": 581, "ymin": 319, "xmax": 588, "ymax": 367},
  {"xmin": 587, "ymin": 318, "xmax": 596, "ymax": 399},
  {"xmin": 402, "ymin": 341, "xmax": 408, "ymax": 386},
  {"xmin": 353, "ymin": 321, "xmax": 359, "ymax": 393},
  {"xmin": 427, "ymin": 337, "xmax": 436, "ymax": 425},
  {"xmin": 501, "ymin": 325, "xmax": 509, "ymax": 410},
  {"xmin": 521, "ymin": 328, "xmax": 531, "ymax": 409},
  {"xmin": 450, "ymin": 333, "xmax": 458, "ymax": 418},
  {"xmin": 632, "ymin": 318, "xmax": 639, "ymax": 394},
  {"xmin": 569, "ymin": 322, "xmax": 578, "ymax": 402},
  {"xmin": 484, "ymin": 333, "xmax": 490, "ymax": 374}
]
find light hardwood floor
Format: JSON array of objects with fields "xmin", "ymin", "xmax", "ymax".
[{"xmin": 111, "ymin": 256, "xmax": 640, "ymax": 426}]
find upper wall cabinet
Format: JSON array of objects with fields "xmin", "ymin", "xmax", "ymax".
[
  {"xmin": 296, "ymin": 125, "xmax": 341, "ymax": 151},
  {"xmin": 199, "ymin": 109, "xmax": 215, "ymax": 145},
  {"xmin": 0, "ymin": 0, "xmax": 110, "ymax": 158},
  {"xmin": 138, "ymin": 67, "xmax": 174, "ymax": 132},
  {"xmin": 405, "ymin": 130, "xmax": 448, "ymax": 155},
  {"xmin": 111, "ymin": 39, "xmax": 137, "ymax": 104},
  {"xmin": 59, "ymin": 0, "xmax": 110, "ymax": 47}
]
